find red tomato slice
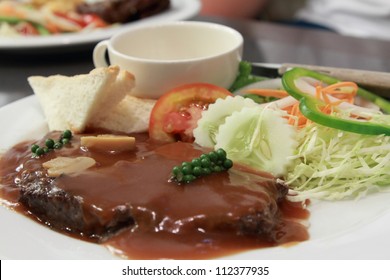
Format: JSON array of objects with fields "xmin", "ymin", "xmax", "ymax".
[{"xmin": 149, "ymin": 83, "xmax": 233, "ymax": 143}]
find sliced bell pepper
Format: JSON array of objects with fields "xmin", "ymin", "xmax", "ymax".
[
  {"xmin": 0, "ymin": 15, "xmax": 21, "ymax": 24},
  {"xmin": 0, "ymin": 16, "xmax": 50, "ymax": 35},
  {"xmin": 282, "ymin": 67, "xmax": 390, "ymax": 135}
]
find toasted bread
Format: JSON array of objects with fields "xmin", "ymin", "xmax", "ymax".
[
  {"xmin": 28, "ymin": 65, "xmax": 135, "ymax": 133},
  {"xmin": 90, "ymin": 95, "xmax": 156, "ymax": 134}
]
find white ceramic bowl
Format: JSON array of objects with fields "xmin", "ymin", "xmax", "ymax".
[{"xmin": 93, "ymin": 21, "xmax": 243, "ymax": 99}]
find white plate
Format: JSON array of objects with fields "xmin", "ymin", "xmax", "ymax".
[
  {"xmin": 1, "ymin": 95, "xmax": 390, "ymax": 260},
  {"xmin": 0, "ymin": 0, "xmax": 201, "ymax": 50}
]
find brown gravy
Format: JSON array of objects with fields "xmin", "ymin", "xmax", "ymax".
[{"xmin": 0, "ymin": 132, "xmax": 309, "ymax": 259}]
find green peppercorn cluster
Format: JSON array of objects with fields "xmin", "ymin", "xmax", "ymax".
[
  {"xmin": 171, "ymin": 148, "xmax": 233, "ymax": 184},
  {"xmin": 31, "ymin": 130, "xmax": 73, "ymax": 157}
]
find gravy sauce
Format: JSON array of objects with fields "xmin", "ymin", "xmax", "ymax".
[{"xmin": 0, "ymin": 132, "xmax": 309, "ymax": 259}]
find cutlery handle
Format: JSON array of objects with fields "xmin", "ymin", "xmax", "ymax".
[{"xmin": 279, "ymin": 63, "xmax": 390, "ymax": 96}]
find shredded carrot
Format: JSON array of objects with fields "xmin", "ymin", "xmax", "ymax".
[
  {"xmin": 244, "ymin": 89, "xmax": 289, "ymax": 99},
  {"xmin": 248, "ymin": 81, "xmax": 359, "ymax": 128},
  {"xmin": 285, "ymin": 103, "xmax": 309, "ymax": 128},
  {"xmin": 250, "ymin": 81, "xmax": 360, "ymax": 129}
]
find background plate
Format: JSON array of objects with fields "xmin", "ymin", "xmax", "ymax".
[{"xmin": 0, "ymin": 0, "xmax": 201, "ymax": 51}]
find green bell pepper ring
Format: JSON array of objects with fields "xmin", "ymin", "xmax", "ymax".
[{"xmin": 282, "ymin": 67, "xmax": 390, "ymax": 135}]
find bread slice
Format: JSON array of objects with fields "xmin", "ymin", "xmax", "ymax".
[
  {"xmin": 90, "ymin": 95, "xmax": 156, "ymax": 134},
  {"xmin": 28, "ymin": 65, "xmax": 135, "ymax": 133}
]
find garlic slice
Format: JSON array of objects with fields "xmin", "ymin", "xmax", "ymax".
[
  {"xmin": 43, "ymin": 156, "xmax": 96, "ymax": 177},
  {"xmin": 81, "ymin": 134, "xmax": 136, "ymax": 152}
]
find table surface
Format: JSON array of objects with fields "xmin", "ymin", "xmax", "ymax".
[{"xmin": 1, "ymin": 15, "xmax": 390, "ymax": 108}]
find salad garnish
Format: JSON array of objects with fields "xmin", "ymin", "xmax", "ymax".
[
  {"xmin": 285, "ymin": 122, "xmax": 390, "ymax": 201},
  {"xmin": 192, "ymin": 62, "xmax": 390, "ymax": 200}
]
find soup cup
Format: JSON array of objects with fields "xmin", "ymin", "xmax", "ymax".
[{"xmin": 93, "ymin": 21, "xmax": 243, "ymax": 99}]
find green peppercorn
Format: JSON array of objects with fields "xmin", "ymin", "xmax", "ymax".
[
  {"xmin": 61, "ymin": 138, "xmax": 70, "ymax": 145},
  {"xmin": 53, "ymin": 141, "xmax": 63, "ymax": 149},
  {"xmin": 216, "ymin": 148, "xmax": 227, "ymax": 160},
  {"xmin": 223, "ymin": 159, "xmax": 233, "ymax": 169},
  {"xmin": 45, "ymin": 138, "xmax": 54, "ymax": 149},
  {"xmin": 202, "ymin": 167, "xmax": 212, "ymax": 175},
  {"xmin": 62, "ymin": 130, "xmax": 72, "ymax": 139},
  {"xmin": 31, "ymin": 144, "xmax": 39, "ymax": 153},
  {"xmin": 193, "ymin": 166, "xmax": 202, "ymax": 177},
  {"xmin": 35, "ymin": 147, "xmax": 45, "ymax": 156},
  {"xmin": 208, "ymin": 151, "xmax": 218, "ymax": 163},
  {"xmin": 172, "ymin": 166, "xmax": 181, "ymax": 177},
  {"xmin": 183, "ymin": 174, "xmax": 196, "ymax": 183},
  {"xmin": 213, "ymin": 165, "xmax": 223, "ymax": 172},
  {"xmin": 182, "ymin": 165, "xmax": 193, "ymax": 175},
  {"xmin": 200, "ymin": 157, "xmax": 211, "ymax": 168},
  {"xmin": 200, "ymin": 154, "xmax": 208, "ymax": 160},
  {"xmin": 191, "ymin": 158, "xmax": 202, "ymax": 167},
  {"xmin": 181, "ymin": 161, "xmax": 192, "ymax": 168}
]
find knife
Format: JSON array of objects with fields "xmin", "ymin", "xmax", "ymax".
[{"xmin": 251, "ymin": 62, "xmax": 390, "ymax": 98}]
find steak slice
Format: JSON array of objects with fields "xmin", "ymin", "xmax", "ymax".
[{"xmin": 17, "ymin": 167, "xmax": 134, "ymax": 241}]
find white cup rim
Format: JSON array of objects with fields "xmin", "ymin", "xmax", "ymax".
[{"xmin": 107, "ymin": 21, "xmax": 243, "ymax": 64}]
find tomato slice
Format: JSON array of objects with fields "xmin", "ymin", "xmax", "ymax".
[{"xmin": 149, "ymin": 83, "xmax": 233, "ymax": 143}]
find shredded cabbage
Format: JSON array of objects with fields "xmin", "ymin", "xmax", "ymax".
[{"xmin": 286, "ymin": 123, "xmax": 390, "ymax": 201}]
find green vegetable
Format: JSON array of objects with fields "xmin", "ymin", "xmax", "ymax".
[
  {"xmin": 170, "ymin": 148, "xmax": 233, "ymax": 184},
  {"xmin": 0, "ymin": 16, "xmax": 50, "ymax": 35},
  {"xmin": 243, "ymin": 93, "xmax": 278, "ymax": 104},
  {"xmin": 31, "ymin": 130, "xmax": 73, "ymax": 157},
  {"xmin": 194, "ymin": 95, "xmax": 257, "ymax": 148},
  {"xmin": 286, "ymin": 122, "xmax": 390, "ymax": 201},
  {"xmin": 33, "ymin": 22, "xmax": 50, "ymax": 35},
  {"xmin": 215, "ymin": 106, "xmax": 297, "ymax": 176},
  {"xmin": 229, "ymin": 61, "xmax": 265, "ymax": 92},
  {"xmin": 0, "ymin": 16, "xmax": 22, "ymax": 24},
  {"xmin": 282, "ymin": 67, "xmax": 390, "ymax": 135},
  {"xmin": 45, "ymin": 138, "xmax": 55, "ymax": 149}
]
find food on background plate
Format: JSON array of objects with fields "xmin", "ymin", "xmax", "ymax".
[
  {"xmin": 0, "ymin": 0, "xmax": 170, "ymax": 36},
  {"xmin": 76, "ymin": 0, "xmax": 170, "ymax": 24}
]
